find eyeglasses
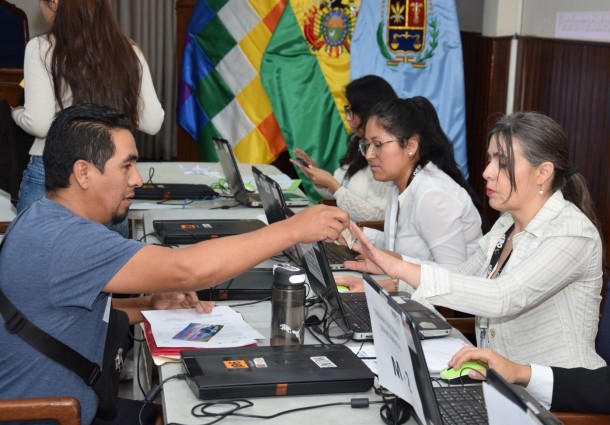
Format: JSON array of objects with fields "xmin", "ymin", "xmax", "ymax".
[
  {"xmin": 358, "ymin": 139, "xmax": 396, "ymax": 156},
  {"xmin": 344, "ymin": 105, "xmax": 354, "ymax": 121}
]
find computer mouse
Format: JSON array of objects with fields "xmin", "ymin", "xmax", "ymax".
[
  {"xmin": 439, "ymin": 361, "xmax": 486, "ymax": 380},
  {"xmin": 336, "ymin": 285, "xmax": 350, "ymax": 292}
]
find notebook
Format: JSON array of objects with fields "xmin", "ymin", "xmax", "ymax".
[
  {"xmin": 363, "ymin": 276, "xmax": 560, "ymax": 425},
  {"xmin": 134, "ymin": 183, "xmax": 218, "ymax": 200},
  {"xmin": 152, "ymin": 219, "xmax": 266, "ymax": 244},
  {"xmin": 180, "ymin": 344, "xmax": 374, "ymax": 400},
  {"xmin": 212, "ymin": 137, "xmax": 309, "ymax": 207},
  {"xmin": 300, "ymin": 241, "xmax": 451, "ymax": 341},
  {"xmin": 251, "ymin": 165, "xmax": 359, "ymax": 270}
]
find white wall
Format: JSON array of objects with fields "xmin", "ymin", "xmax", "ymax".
[
  {"xmin": 522, "ymin": 0, "xmax": 610, "ymax": 41},
  {"xmin": 14, "ymin": 0, "xmax": 610, "ymax": 45},
  {"xmin": 8, "ymin": 0, "xmax": 46, "ymax": 37},
  {"xmin": 456, "ymin": 0, "xmax": 485, "ymax": 32}
]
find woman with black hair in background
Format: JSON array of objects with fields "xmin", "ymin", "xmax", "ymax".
[{"xmin": 292, "ymin": 75, "xmax": 397, "ymax": 222}]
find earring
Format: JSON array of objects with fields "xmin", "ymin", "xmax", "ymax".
[
  {"xmin": 408, "ymin": 152, "xmax": 414, "ymax": 157},
  {"xmin": 538, "ymin": 185, "xmax": 544, "ymax": 195}
]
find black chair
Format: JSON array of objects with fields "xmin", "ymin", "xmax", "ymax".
[
  {"xmin": 0, "ymin": 100, "xmax": 32, "ymax": 206},
  {"xmin": 0, "ymin": 0, "xmax": 29, "ymax": 68}
]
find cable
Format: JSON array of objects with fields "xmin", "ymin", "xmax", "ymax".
[
  {"xmin": 225, "ymin": 297, "xmax": 271, "ymax": 307},
  {"xmin": 139, "ymin": 373, "xmax": 189, "ymax": 425},
  {"xmin": 189, "ymin": 397, "xmax": 385, "ymax": 424},
  {"xmin": 146, "ymin": 167, "xmax": 155, "ymax": 184}
]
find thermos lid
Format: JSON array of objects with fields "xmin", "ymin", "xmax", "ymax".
[{"xmin": 273, "ymin": 263, "xmax": 306, "ymax": 287}]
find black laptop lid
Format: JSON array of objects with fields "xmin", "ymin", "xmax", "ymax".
[
  {"xmin": 180, "ymin": 344, "xmax": 374, "ymax": 400},
  {"xmin": 299, "ymin": 242, "xmax": 351, "ymax": 330},
  {"xmin": 212, "ymin": 137, "xmax": 249, "ymax": 205},
  {"xmin": 252, "ymin": 166, "xmax": 289, "ymax": 224},
  {"xmin": 153, "ymin": 219, "xmax": 265, "ymax": 244}
]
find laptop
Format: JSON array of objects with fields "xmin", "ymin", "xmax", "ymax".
[
  {"xmin": 152, "ymin": 219, "xmax": 266, "ymax": 244},
  {"xmin": 251, "ymin": 165, "xmax": 359, "ymax": 270},
  {"xmin": 300, "ymin": 241, "xmax": 451, "ymax": 341},
  {"xmin": 134, "ymin": 183, "xmax": 218, "ymax": 201},
  {"xmin": 363, "ymin": 276, "xmax": 560, "ymax": 425},
  {"xmin": 196, "ymin": 267, "xmax": 274, "ymax": 301},
  {"xmin": 484, "ymin": 369, "xmax": 562, "ymax": 425},
  {"xmin": 180, "ymin": 344, "xmax": 374, "ymax": 400},
  {"xmin": 212, "ymin": 137, "xmax": 309, "ymax": 207}
]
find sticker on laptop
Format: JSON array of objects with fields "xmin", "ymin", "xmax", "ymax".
[
  {"xmin": 172, "ymin": 323, "xmax": 223, "ymax": 342},
  {"xmin": 223, "ymin": 359, "xmax": 250, "ymax": 369},
  {"xmin": 310, "ymin": 356, "xmax": 337, "ymax": 368},
  {"xmin": 253, "ymin": 357, "xmax": 268, "ymax": 368}
]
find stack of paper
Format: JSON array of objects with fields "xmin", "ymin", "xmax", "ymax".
[{"xmin": 142, "ymin": 306, "xmax": 265, "ymax": 363}]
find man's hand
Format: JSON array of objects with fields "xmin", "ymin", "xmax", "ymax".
[
  {"xmin": 290, "ymin": 205, "xmax": 349, "ymax": 244},
  {"xmin": 150, "ymin": 292, "xmax": 214, "ymax": 314},
  {"xmin": 448, "ymin": 346, "xmax": 532, "ymax": 386}
]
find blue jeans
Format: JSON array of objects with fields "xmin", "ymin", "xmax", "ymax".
[
  {"xmin": 17, "ymin": 156, "xmax": 46, "ymax": 213},
  {"xmin": 17, "ymin": 155, "xmax": 129, "ymax": 238}
]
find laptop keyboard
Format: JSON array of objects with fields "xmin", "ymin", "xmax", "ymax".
[
  {"xmin": 324, "ymin": 242, "xmax": 358, "ymax": 264},
  {"xmin": 434, "ymin": 385, "xmax": 488, "ymax": 425},
  {"xmin": 341, "ymin": 293, "xmax": 372, "ymax": 332}
]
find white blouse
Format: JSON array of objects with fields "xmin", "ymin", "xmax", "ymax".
[
  {"xmin": 376, "ymin": 162, "xmax": 482, "ymax": 265},
  {"xmin": 13, "ymin": 36, "xmax": 165, "ymax": 156}
]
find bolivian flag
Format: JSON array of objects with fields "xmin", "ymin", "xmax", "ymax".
[{"xmin": 261, "ymin": 0, "xmax": 359, "ymax": 200}]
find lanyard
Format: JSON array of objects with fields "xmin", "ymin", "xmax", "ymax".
[{"xmin": 479, "ymin": 224, "xmax": 514, "ymax": 348}]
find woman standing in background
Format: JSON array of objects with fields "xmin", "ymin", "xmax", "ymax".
[{"xmin": 12, "ymin": 0, "xmax": 164, "ymax": 235}]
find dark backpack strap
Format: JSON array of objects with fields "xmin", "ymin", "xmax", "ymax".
[
  {"xmin": 0, "ymin": 288, "xmax": 102, "ymax": 386},
  {"xmin": 0, "ymin": 211, "xmax": 101, "ymax": 385}
]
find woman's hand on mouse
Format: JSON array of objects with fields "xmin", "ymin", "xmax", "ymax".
[{"xmin": 448, "ymin": 346, "xmax": 532, "ymax": 386}]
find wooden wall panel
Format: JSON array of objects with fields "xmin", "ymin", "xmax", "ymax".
[
  {"xmin": 461, "ymin": 33, "xmax": 512, "ymax": 229},
  {"xmin": 514, "ymin": 36, "xmax": 610, "ymax": 272}
]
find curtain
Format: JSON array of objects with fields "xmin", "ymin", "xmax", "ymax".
[{"xmin": 110, "ymin": 0, "xmax": 176, "ymax": 160}]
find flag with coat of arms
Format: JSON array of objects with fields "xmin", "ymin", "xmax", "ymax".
[{"xmin": 350, "ymin": 0, "xmax": 469, "ymax": 178}]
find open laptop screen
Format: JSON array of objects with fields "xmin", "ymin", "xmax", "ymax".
[
  {"xmin": 299, "ymin": 242, "xmax": 352, "ymax": 332},
  {"xmin": 212, "ymin": 137, "xmax": 249, "ymax": 205}
]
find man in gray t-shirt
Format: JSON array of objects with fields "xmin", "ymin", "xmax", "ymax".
[{"xmin": 0, "ymin": 104, "xmax": 349, "ymax": 424}]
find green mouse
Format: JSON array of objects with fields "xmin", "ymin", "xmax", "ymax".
[
  {"xmin": 336, "ymin": 285, "xmax": 350, "ymax": 292},
  {"xmin": 439, "ymin": 361, "xmax": 486, "ymax": 380}
]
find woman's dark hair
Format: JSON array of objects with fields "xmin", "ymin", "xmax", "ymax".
[
  {"xmin": 340, "ymin": 75, "xmax": 397, "ymax": 178},
  {"xmin": 488, "ymin": 111, "xmax": 603, "ymax": 240},
  {"xmin": 43, "ymin": 0, "xmax": 142, "ymax": 126},
  {"xmin": 367, "ymin": 96, "xmax": 483, "ymax": 217}
]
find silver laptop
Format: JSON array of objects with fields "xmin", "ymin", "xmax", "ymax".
[
  {"xmin": 363, "ymin": 276, "xmax": 560, "ymax": 425},
  {"xmin": 251, "ymin": 165, "xmax": 358, "ymax": 270},
  {"xmin": 212, "ymin": 137, "xmax": 309, "ymax": 207}
]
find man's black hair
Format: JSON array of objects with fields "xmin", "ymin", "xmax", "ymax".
[{"xmin": 43, "ymin": 103, "xmax": 133, "ymax": 192}]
